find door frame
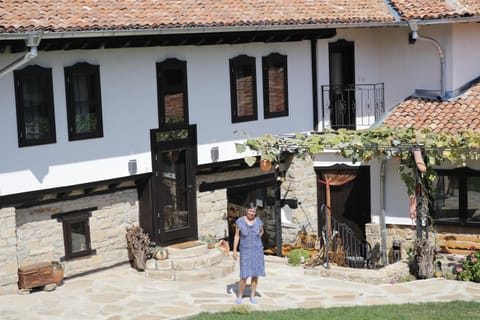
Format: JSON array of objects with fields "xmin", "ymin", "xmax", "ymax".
[{"xmin": 150, "ymin": 124, "xmax": 198, "ymax": 245}]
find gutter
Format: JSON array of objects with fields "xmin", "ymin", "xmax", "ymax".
[
  {"xmin": 0, "ymin": 16, "xmax": 478, "ymax": 42},
  {"xmin": 0, "ymin": 33, "xmax": 42, "ymax": 78},
  {"xmin": 379, "ymin": 159, "xmax": 388, "ymax": 266},
  {"xmin": 311, "ymin": 39, "xmax": 319, "ymax": 131},
  {"xmin": 408, "ymin": 21, "xmax": 447, "ymax": 100}
]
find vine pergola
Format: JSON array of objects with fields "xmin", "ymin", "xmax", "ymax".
[{"xmin": 236, "ymin": 126, "xmax": 480, "ymax": 271}]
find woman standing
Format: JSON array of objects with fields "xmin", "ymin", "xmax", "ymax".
[{"xmin": 232, "ymin": 203, "xmax": 265, "ymax": 304}]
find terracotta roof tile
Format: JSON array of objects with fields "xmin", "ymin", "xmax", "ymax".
[
  {"xmin": 0, "ymin": 0, "xmax": 396, "ymax": 33},
  {"xmin": 390, "ymin": 0, "xmax": 480, "ymax": 20},
  {"xmin": 383, "ymin": 81, "xmax": 480, "ymax": 134}
]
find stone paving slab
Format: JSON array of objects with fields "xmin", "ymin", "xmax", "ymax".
[{"xmin": 0, "ymin": 257, "xmax": 479, "ymax": 319}]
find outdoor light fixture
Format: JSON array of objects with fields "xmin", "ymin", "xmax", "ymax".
[
  {"xmin": 128, "ymin": 159, "xmax": 137, "ymax": 175},
  {"xmin": 210, "ymin": 147, "xmax": 219, "ymax": 162}
]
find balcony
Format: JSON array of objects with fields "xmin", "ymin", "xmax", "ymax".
[{"xmin": 321, "ymin": 83, "xmax": 384, "ymax": 130}]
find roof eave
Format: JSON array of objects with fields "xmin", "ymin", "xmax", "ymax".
[
  {"xmin": 1, "ymin": 15, "xmax": 478, "ymax": 41},
  {"xmin": 0, "ymin": 21, "xmax": 402, "ymax": 41}
]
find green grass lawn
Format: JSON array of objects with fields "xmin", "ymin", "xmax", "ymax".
[{"xmin": 186, "ymin": 301, "xmax": 480, "ymax": 320}]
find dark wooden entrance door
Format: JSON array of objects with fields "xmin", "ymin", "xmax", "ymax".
[
  {"xmin": 150, "ymin": 124, "xmax": 198, "ymax": 245},
  {"xmin": 329, "ymin": 39, "xmax": 356, "ymax": 130}
]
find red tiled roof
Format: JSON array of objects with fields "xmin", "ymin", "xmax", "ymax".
[
  {"xmin": 0, "ymin": 0, "xmax": 396, "ymax": 34},
  {"xmin": 383, "ymin": 81, "xmax": 480, "ymax": 134},
  {"xmin": 390, "ymin": 0, "xmax": 480, "ymax": 20}
]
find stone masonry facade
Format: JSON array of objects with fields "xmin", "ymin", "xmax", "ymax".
[
  {"xmin": 366, "ymin": 223, "xmax": 416, "ymax": 266},
  {"xmin": 0, "ymin": 189, "xmax": 139, "ymax": 295},
  {"xmin": 196, "ymin": 157, "xmax": 318, "ymax": 247}
]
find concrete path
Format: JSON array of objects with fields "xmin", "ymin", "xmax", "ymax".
[{"xmin": 1, "ymin": 256, "xmax": 480, "ymax": 320}]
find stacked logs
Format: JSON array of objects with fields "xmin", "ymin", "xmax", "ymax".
[{"xmin": 126, "ymin": 225, "xmax": 151, "ymax": 271}]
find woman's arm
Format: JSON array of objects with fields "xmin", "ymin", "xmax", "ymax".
[{"xmin": 232, "ymin": 224, "xmax": 240, "ymax": 261}]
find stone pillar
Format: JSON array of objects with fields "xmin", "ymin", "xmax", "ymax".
[{"xmin": 0, "ymin": 207, "xmax": 19, "ymax": 295}]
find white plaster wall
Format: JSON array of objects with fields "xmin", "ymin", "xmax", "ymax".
[
  {"xmin": 1, "ymin": 22, "xmax": 478, "ymax": 196},
  {"xmin": 451, "ymin": 23, "xmax": 480, "ymax": 89},
  {"xmin": 0, "ymin": 41, "xmax": 313, "ymax": 195}
]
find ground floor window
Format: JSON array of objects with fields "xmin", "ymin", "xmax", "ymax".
[
  {"xmin": 61, "ymin": 208, "xmax": 95, "ymax": 260},
  {"xmin": 432, "ymin": 168, "xmax": 480, "ymax": 225}
]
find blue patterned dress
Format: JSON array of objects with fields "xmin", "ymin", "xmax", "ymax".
[{"xmin": 236, "ymin": 216, "xmax": 265, "ymax": 279}]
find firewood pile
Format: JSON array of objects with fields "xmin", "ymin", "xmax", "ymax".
[{"xmin": 126, "ymin": 225, "xmax": 152, "ymax": 271}]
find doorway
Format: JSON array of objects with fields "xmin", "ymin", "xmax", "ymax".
[
  {"xmin": 150, "ymin": 124, "xmax": 198, "ymax": 245},
  {"xmin": 329, "ymin": 39, "xmax": 355, "ymax": 129},
  {"xmin": 316, "ymin": 165, "xmax": 370, "ymax": 240},
  {"xmin": 226, "ymin": 183, "xmax": 275, "ymax": 250}
]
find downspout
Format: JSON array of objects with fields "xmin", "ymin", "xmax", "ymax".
[
  {"xmin": 407, "ymin": 22, "xmax": 446, "ymax": 100},
  {"xmin": 0, "ymin": 33, "xmax": 42, "ymax": 78},
  {"xmin": 311, "ymin": 39, "xmax": 319, "ymax": 131},
  {"xmin": 379, "ymin": 159, "xmax": 388, "ymax": 266}
]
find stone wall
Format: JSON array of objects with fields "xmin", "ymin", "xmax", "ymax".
[
  {"xmin": 0, "ymin": 189, "xmax": 139, "ymax": 294},
  {"xmin": 196, "ymin": 157, "xmax": 318, "ymax": 247},
  {"xmin": 196, "ymin": 167, "xmax": 260, "ymax": 240},
  {"xmin": 366, "ymin": 222, "xmax": 416, "ymax": 266},
  {"xmin": 283, "ymin": 156, "xmax": 318, "ymax": 236},
  {"xmin": 0, "ymin": 208, "xmax": 18, "ymax": 295}
]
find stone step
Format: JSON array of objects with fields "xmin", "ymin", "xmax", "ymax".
[
  {"xmin": 167, "ymin": 241, "xmax": 209, "ymax": 259},
  {"xmin": 145, "ymin": 256, "xmax": 235, "ymax": 281},
  {"xmin": 145, "ymin": 243, "xmax": 234, "ymax": 281}
]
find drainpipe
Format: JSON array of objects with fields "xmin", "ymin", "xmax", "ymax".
[
  {"xmin": 379, "ymin": 159, "xmax": 388, "ymax": 266},
  {"xmin": 311, "ymin": 39, "xmax": 319, "ymax": 131},
  {"xmin": 408, "ymin": 21, "xmax": 446, "ymax": 100},
  {"xmin": 0, "ymin": 33, "xmax": 42, "ymax": 78}
]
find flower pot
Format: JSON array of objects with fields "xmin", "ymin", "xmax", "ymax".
[
  {"xmin": 51, "ymin": 261, "xmax": 64, "ymax": 286},
  {"xmin": 260, "ymin": 158, "xmax": 272, "ymax": 172}
]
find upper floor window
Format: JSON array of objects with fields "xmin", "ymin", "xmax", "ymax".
[
  {"xmin": 61, "ymin": 209, "xmax": 95, "ymax": 260},
  {"xmin": 229, "ymin": 55, "xmax": 257, "ymax": 123},
  {"xmin": 262, "ymin": 53, "xmax": 288, "ymax": 118},
  {"xmin": 14, "ymin": 65, "xmax": 56, "ymax": 147},
  {"xmin": 64, "ymin": 62, "xmax": 103, "ymax": 141},
  {"xmin": 156, "ymin": 58, "xmax": 189, "ymax": 127},
  {"xmin": 432, "ymin": 168, "xmax": 480, "ymax": 226}
]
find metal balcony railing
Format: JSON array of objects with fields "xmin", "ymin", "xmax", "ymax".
[
  {"xmin": 321, "ymin": 83, "xmax": 385, "ymax": 130},
  {"xmin": 323, "ymin": 212, "xmax": 372, "ymax": 269}
]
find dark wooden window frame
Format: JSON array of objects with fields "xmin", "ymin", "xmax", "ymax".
[
  {"xmin": 433, "ymin": 167, "xmax": 480, "ymax": 226},
  {"xmin": 262, "ymin": 53, "xmax": 289, "ymax": 119},
  {"xmin": 64, "ymin": 62, "xmax": 104, "ymax": 141},
  {"xmin": 14, "ymin": 65, "xmax": 56, "ymax": 147},
  {"xmin": 57, "ymin": 208, "xmax": 96, "ymax": 260},
  {"xmin": 229, "ymin": 55, "xmax": 258, "ymax": 123},
  {"xmin": 156, "ymin": 58, "xmax": 189, "ymax": 127}
]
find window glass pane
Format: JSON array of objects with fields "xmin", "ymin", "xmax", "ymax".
[
  {"xmin": 164, "ymin": 68, "xmax": 185, "ymax": 124},
  {"xmin": 267, "ymin": 62, "xmax": 286, "ymax": 113},
  {"xmin": 72, "ymin": 73, "xmax": 98, "ymax": 134},
  {"xmin": 71, "ymin": 220, "xmax": 88, "ymax": 253},
  {"xmin": 432, "ymin": 175, "xmax": 460, "ymax": 223},
  {"xmin": 235, "ymin": 65, "xmax": 255, "ymax": 117},
  {"xmin": 22, "ymin": 78, "xmax": 52, "ymax": 140},
  {"xmin": 467, "ymin": 176, "xmax": 480, "ymax": 223},
  {"xmin": 160, "ymin": 150, "xmax": 189, "ymax": 231}
]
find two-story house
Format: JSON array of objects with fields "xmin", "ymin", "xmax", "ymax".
[{"xmin": 0, "ymin": 0, "xmax": 479, "ymax": 294}]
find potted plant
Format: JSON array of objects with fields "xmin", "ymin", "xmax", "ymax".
[{"xmin": 201, "ymin": 234, "xmax": 217, "ymax": 249}]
